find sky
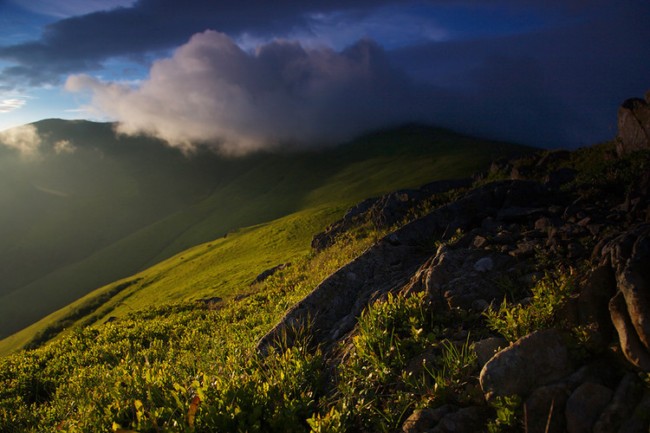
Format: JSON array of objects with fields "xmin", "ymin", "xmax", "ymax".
[{"xmin": 0, "ymin": 0, "xmax": 649, "ymax": 153}]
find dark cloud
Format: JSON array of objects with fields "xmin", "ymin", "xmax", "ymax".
[
  {"xmin": 389, "ymin": 1, "xmax": 650, "ymax": 147},
  {"xmin": 0, "ymin": 0, "xmax": 397, "ymax": 87},
  {"xmin": 3, "ymin": 0, "xmax": 649, "ymax": 149}
]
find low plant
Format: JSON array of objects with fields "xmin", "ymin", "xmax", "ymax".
[
  {"xmin": 487, "ymin": 395, "xmax": 522, "ymax": 433},
  {"xmin": 484, "ymin": 271, "xmax": 574, "ymax": 342}
]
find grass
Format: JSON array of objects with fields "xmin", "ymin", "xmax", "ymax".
[
  {"xmin": 484, "ymin": 271, "xmax": 575, "ymax": 343},
  {"xmin": 0, "ymin": 121, "xmax": 530, "ymax": 351}
]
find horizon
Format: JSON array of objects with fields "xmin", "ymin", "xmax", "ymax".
[{"xmin": 1, "ymin": 1, "xmax": 650, "ymax": 152}]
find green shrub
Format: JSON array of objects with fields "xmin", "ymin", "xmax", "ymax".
[{"xmin": 484, "ymin": 272, "xmax": 574, "ymax": 342}]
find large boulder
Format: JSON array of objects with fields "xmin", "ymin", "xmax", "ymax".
[
  {"xmin": 401, "ymin": 245, "xmax": 515, "ymax": 310},
  {"xmin": 480, "ymin": 329, "xmax": 573, "ymax": 401},
  {"xmin": 565, "ymin": 382, "xmax": 613, "ymax": 433},
  {"xmin": 616, "ymin": 92, "xmax": 650, "ymax": 156},
  {"xmin": 604, "ymin": 224, "xmax": 650, "ymax": 370}
]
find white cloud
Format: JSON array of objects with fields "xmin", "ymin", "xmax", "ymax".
[
  {"xmin": 66, "ymin": 30, "xmax": 425, "ymax": 155},
  {"xmin": 53, "ymin": 139, "xmax": 76, "ymax": 154},
  {"xmin": 0, "ymin": 124, "xmax": 42, "ymax": 158},
  {"xmin": 0, "ymin": 98, "xmax": 26, "ymax": 113}
]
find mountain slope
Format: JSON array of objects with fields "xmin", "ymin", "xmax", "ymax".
[
  {"xmin": 0, "ymin": 121, "xmax": 529, "ymax": 348},
  {"xmin": 2, "ymin": 136, "xmax": 649, "ymax": 432}
]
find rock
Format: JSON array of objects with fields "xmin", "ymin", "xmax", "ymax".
[
  {"xmin": 473, "ymin": 257, "xmax": 494, "ymax": 272},
  {"xmin": 605, "ymin": 224, "xmax": 650, "ymax": 370},
  {"xmin": 593, "ymin": 373, "xmax": 642, "ymax": 433},
  {"xmin": 473, "ymin": 337, "xmax": 508, "ymax": 367},
  {"xmin": 524, "ymin": 383, "xmax": 571, "ymax": 433},
  {"xmin": 577, "ymin": 265, "xmax": 616, "ymax": 350},
  {"xmin": 258, "ymin": 181, "xmax": 552, "ymax": 352},
  {"xmin": 430, "ymin": 406, "xmax": 489, "ymax": 433},
  {"xmin": 565, "ymin": 382, "xmax": 613, "ymax": 433},
  {"xmin": 614, "ymin": 224, "xmax": 650, "ymax": 350},
  {"xmin": 195, "ymin": 296, "xmax": 223, "ymax": 307},
  {"xmin": 618, "ymin": 390, "xmax": 650, "ymax": 433},
  {"xmin": 480, "ymin": 329, "xmax": 573, "ymax": 401},
  {"xmin": 402, "ymin": 405, "xmax": 456, "ymax": 433},
  {"xmin": 616, "ymin": 94, "xmax": 650, "ymax": 157},
  {"xmin": 545, "ymin": 167, "xmax": 578, "ymax": 189},
  {"xmin": 609, "ymin": 292, "xmax": 650, "ymax": 370},
  {"xmin": 508, "ymin": 240, "xmax": 537, "ymax": 259},
  {"xmin": 251, "ymin": 263, "xmax": 290, "ymax": 285},
  {"xmin": 311, "ymin": 179, "xmax": 473, "ymax": 251},
  {"xmin": 473, "ymin": 235, "xmax": 488, "ymax": 249}
]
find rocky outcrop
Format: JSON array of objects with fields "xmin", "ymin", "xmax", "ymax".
[
  {"xmin": 258, "ymin": 180, "xmax": 552, "ymax": 351},
  {"xmin": 603, "ymin": 224, "xmax": 650, "ymax": 370},
  {"xmin": 258, "ymin": 113, "xmax": 650, "ymax": 430},
  {"xmin": 617, "ymin": 91, "xmax": 650, "ymax": 156},
  {"xmin": 311, "ymin": 178, "xmax": 472, "ymax": 251}
]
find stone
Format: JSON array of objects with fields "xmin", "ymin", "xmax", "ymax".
[
  {"xmin": 615, "ymin": 225, "xmax": 650, "ymax": 350},
  {"xmin": 593, "ymin": 373, "xmax": 642, "ymax": 433},
  {"xmin": 473, "ymin": 337, "xmax": 508, "ymax": 367},
  {"xmin": 251, "ymin": 263, "xmax": 290, "ymax": 285},
  {"xmin": 616, "ymin": 95, "xmax": 650, "ymax": 157},
  {"xmin": 430, "ymin": 406, "xmax": 488, "ymax": 433},
  {"xmin": 609, "ymin": 291, "xmax": 650, "ymax": 370},
  {"xmin": 473, "ymin": 235, "xmax": 488, "ymax": 248},
  {"xmin": 565, "ymin": 382, "xmax": 613, "ymax": 433},
  {"xmin": 402, "ymin": 405, "xmax": 456, "ymax": 433},
  {"xmin": 604, "ymin": 224, "xmax": 650, "ymax": 370},
  {"xmin": 577, "ymin": 265, "xmax": 616, "ymax": 349},
  {"xmin": 524, "ymin": 383, "xmax": 570, "ymax": 433},
  {"xmin": 473, "ymin": 257, "xmax": 494, "ymax": 272},
  {"xmin": 618, "ymin": 390, "xmax": 650, "ymax": 433},
  {"xmin": 545, "ymin": 167, "xmax": 578, "ymax": 189},
  {"xmin": 480, "ymin": 329, "xmax": 573, "ymax": 401}
]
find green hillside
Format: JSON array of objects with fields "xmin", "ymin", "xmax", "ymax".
[
  {"xmin": 6, "ymin": 138, "xmax": 646, "ymax": 432},
  {"xmin": 0, "ymin": 120, "xmax": 529, "ymax": 345}
]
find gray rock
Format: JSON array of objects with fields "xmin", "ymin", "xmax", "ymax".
[
  {"xmin": 430, "ymin": 406, "xmax": 488, "ymax": 433},
  {"xmin": 480, "ymin": 329, "xmax": 573, "ymax": 401},
  {"xmin": 615, "ymin": 225, "xmax": 650, "ymax": 350},
  {"xmin": 609, "ymin": 292, "xmax": 650, "ymax": 370},
  {"xmin": 577, "ymin": 265, "xmax": 616, "ymax": 350},
  {"xmin": 618, "ymin": 389, "xmax": 650, "ymax": 433},
  {"xmin": 258, "ymin": 180, "xmax": 550, "ymax": 352},
  {"xmin": 593, "ymin": 373, "xmax": 642, "ymax": 433},
  {"xmin": 524, "ymin": 383, "xmax": 571, "ymax": 433},
  {"xmin": 604, "ymin": 224, "xmax": 650, "ymax": 371},
  {"xmin": 402, "ymin": 405, "xmax": 457, "ymax": 433},
  {"xmin": 545, "ymin": 167, "xmax": 578, "ymax": 189},
  {"xmin": 473, "ymin": 337, "xmax": 508, "ymax": 367},
  {"xmin": 565, "ymin": 382, "xmax": 613, "ymax": 433},
  {"xmin": 251, "ymin": 263, "xmax": 290, "ymax": 285},
  {"xmin": 616, "ymin": 94, "xmax": 650, "ymax": 157},
  {"xmin": 473, "ymin": 257, "xmax": 494, "ymax": 272}
]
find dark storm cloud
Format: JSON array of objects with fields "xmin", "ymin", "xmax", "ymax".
[
  {"xmin": 0, "ymin": 0, "xmax": 397, "ymax": 86},
  {"xmin": 389, "ymin": 1, "xmax": 650, "ymax": 148}
]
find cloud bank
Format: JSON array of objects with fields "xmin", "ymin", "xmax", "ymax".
[
  {"xmin": 67, "ymin": 31, "xmax": 427, "ymax": 154},
  {"xmin": 0, "ymin": 124, "xmax": 41, "ymax": 157}
]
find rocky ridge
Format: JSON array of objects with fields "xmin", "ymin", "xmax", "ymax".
[{"xmin": 259, "ymin": 92, "xmax": 650, "ymax": 432}]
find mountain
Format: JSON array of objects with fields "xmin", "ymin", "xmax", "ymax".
[
  {"xmin": 1, "ymin": 117, "xmax": 649, "ymax": 431},
  {"xmin": 0, "ymin": 120, "xmax": 529, "ymax": 340}
]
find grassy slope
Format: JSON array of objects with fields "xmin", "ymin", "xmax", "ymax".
[{"xmin": 0, "ymin": 123, "xmax": 531, "ymax": 354}]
